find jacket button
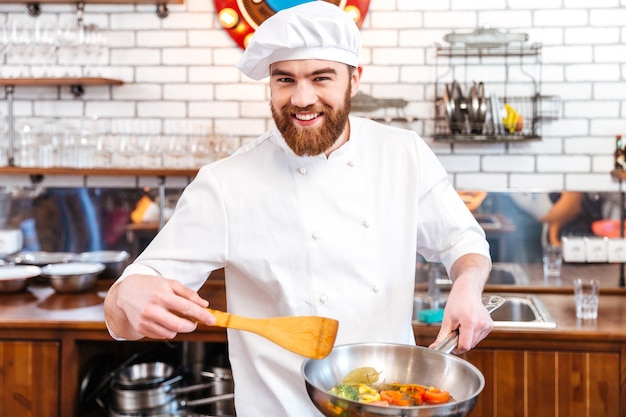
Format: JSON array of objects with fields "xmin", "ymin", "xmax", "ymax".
[
  {"xmin": 362, "ymin": 220, "xmax": 370, "ymax": 228},
  {"xmin": 371, "ymin": 285, "xmax": 380, "ymax": 293},
  {"xmin": 298, "ymin": 167, "xmax": 307, "ymax": 175},
  {"xmin": 319, "ymin": 294, "xmax": 328, "ymax": 304},
  {"xmin": 312, "ymin": 231, "xmax": 320, "ymax": 240}
]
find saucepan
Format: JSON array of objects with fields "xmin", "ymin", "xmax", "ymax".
[
  {"xmin": 302, "ymin": 295, "xmax": 504, "ymax": 417},
  {"xmin": 107, "ymin": 362, "xmax": 234, "ymax": 415},
  {"xmin": 109, "ymin": 377, "xmax": 233, "ymax": 414},
  {"xmin": 115, "ymin": 361, "xmax": 177, "ymax": 389}
]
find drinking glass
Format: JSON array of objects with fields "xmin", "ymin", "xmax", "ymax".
[
  {"xmin": 542, "ymin": 244, "xmax": 562, "ymax": 281},
  {"xmin": 573, "ymin": 278, "xmax": 599, "ymax": 320}
]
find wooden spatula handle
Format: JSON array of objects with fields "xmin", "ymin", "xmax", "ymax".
[{"xmin": 207, "ymin": 308, "xmax": 234, "ymax": 328}]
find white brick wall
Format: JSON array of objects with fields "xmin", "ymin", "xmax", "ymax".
[{"xmin": 0, "ymin": 0, "xmax": 625, "ymax": 191}]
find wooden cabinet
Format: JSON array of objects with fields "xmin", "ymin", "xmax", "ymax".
[
  {"xmin": 415, "ymin": 329, "xmax": 623, "ymax": 417},
  {"xmin": 0, "ymin": 278, "xmax": 227, "ymax": 417},
  {"xmin": 0, "ymin": 340, "xmax": 60, "ymax": 417},
  {"xmin": 464, "ymin": 348, "xmax": 620, "ymax": 417}
]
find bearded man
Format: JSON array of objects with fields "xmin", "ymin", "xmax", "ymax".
[{"xmin": 104, "ymin": 2, "xmax": 492, "ymax": 416}]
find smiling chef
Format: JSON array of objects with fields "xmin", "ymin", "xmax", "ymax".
[{"xmin": 104, "ymin": 1, "xmax": 493, "ymax": 415}]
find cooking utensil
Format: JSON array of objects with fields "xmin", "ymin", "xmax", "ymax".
[
  {"xmin": 442, "ymin": 84, "xmax": 455, "ymax": 133},
  {"xmin": 446, "ymin": 81, "xmax": 467, "ymax": 134},
  {"xmin": 302, "ymin": 295, "xmax": 505, "ymax": 417},
  {"xmin": 110, "ymin": 378, "xmax": 234, "ymax": 414},
  {"xmin": 107, "ymin": 407, "xmax": 228, "ymax": 417},
  {"xmin": 41, "ymin": 262, "xmax": 105, "ymax": 293},
  {"xmin": 0, "ymin": 265, "xmax": 41, "ymax": 293},
  {"xmin": 198, "ymin": 366, "xmax": 235, "ymax": 416},
  {"xmin": 468, "ymin": 81, "xmax": 487, "ymax": 134},
  {"xmin": 207, "ymin": 308, "xmax": 339, "ymax": 360},
  {"xmin": 489, "ymin": 93, "xmax": 504, "ymax": 135},
  {"xmin": 115, "ymin": 361, "xmax": 177, "ymax": 389}
]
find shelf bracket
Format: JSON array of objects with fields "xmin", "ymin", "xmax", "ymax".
[
  {"xmin": 157, "ymin": 175, "xmax": 166, "ymax": 230},
  {"xmin": 29, "ymin": 174, "xmax": 44, "ymax": 185},
  {"xmin": 619, "ymin": 177, "xmax": 626, "ymax": 288},
  {"xmin": 5, "ymin": 85, "xmax": 15, "ymax": 167},
  {"xmin": 26, "ymin": 3, "xmax": 41, "ymax": 17},
  {"xmin": 70, "ymin": 85, "xmax": 85, "ymax": 97},
  {"xmin": 156, "ymin": 3, "xmax": 169, "ymax": 18},
  {"xmin": 76, "ymin": 2, "xmax": 85, "ymax": 26}
]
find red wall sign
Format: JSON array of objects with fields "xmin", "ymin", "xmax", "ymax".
[{"xmin": 214, "ymin": 0, "xmax": 370, "ymax": 49}]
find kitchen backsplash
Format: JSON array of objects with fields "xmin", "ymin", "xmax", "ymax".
[{"xmin": 0, "ymin": 0, "xmax": 625, "ymax": 191}]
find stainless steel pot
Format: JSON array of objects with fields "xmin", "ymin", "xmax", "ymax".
[
  {"xmin": 110, "ymin": 376, "xmax": 234, "ymax": 414},
  {"xmin": 106, "ymin": 405, "xmax": 221, "ymax": 417},
  {"xmin": 116, "ymin": 361, "xmax": 177, "ymax": 389},
  {"xmin": 302, "ymin": 296, "xmax": 504, "ymax": 417},
  {"xmin": 198, "ymin": 366, "xmax": 235, "ymax": 416},
  {"xmin": 110, "ymin": 374, "xmax": 184, "ymax": 412}
]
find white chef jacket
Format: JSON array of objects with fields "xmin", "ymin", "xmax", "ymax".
[{"xmin": 116, "ymin": 116, "xmax": 490, "ymax": 416}]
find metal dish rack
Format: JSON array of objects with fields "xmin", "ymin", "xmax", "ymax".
[{"xmin": 433, "ymin": 28, "xmax": 560, "ymax": 143}]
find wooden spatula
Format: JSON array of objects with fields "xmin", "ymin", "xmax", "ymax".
[{"xmin": 207, "ymin": 308, "xmax": 339, "ymax": 359}]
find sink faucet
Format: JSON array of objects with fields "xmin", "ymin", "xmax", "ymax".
[{"xmin": 427, "ymin": 263, "xmax": 447, "ymax": 309}]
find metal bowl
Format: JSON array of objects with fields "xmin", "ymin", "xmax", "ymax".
[
  {"xmin": 41, "ymin": 262, "xmax": 105, "ymax": 293},
  {"xmin": 302, "ymin": 342, "xmax": 485, "ymax": 417},
  {"xmin": 78, "ymin": 250, "xmax": 131, "ymax": 279},
  {"xmin": 115, "ymin": 362, "xmax": 178, "ymax": 389},
  {"xmin": 0, "ymin": 265, "xmax": 41, "ymax": 293}
]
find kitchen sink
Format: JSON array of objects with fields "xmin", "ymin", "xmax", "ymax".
[
  {"xmin": 413, "ymin": 293, "xmax": 556, "ymax": 329},
  {"xmin": 489, "ymin": 294, "xmax": 557, "ymax": 329},
  {"xmin": 415, "ymin": 262, "xmax": 529, "ymax": 286}
]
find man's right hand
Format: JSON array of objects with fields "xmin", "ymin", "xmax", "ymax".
[{"xmin": 104, "ymin": 274, "xmax": 216, "ymax": 340}]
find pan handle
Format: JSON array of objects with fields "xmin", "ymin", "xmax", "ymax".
[
  {"xmin": 181, "ymin": 392, "xmax": 235, "ymax": 408},
  {"xmin": 170, "ymin": 381, "xmax": 218, "ymax": 395},
  {"xmin": 434, "ymin": 295, "xmax": 505, "ymax": 354}
]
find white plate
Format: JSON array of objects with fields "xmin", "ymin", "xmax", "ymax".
[
  {"xmin": 0, "ymin": 265, "xmax": 42, "ymax": 280},
  {"xmin": 41, "ymin": 262, "xmax": 105, "ymax": 276}
]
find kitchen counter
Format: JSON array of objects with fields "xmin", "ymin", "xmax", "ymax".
[
  {"xmin": 2, "ymin": 272, "xmax": 623, "ymax": 337},
  {"xmin": 415, "ymin": 262, "xmax": 626, "ymax": 295},
  {"xmin": 0, "ymin": 278, "xmax": 227, "ymax": 337},
  {"xmin": 414, "ymin": 292, "xmax": 626, "ymax": 342},
  {"xmin": 516, "ymin": 262, "xmax": 626, "ymax": 293},
  {"xmin": 1, "ymin": 272, "xmax": 625, "ymax": 417}
]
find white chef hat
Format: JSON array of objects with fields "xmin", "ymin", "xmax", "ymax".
[{"xmin": 235, "ymin": 1, "xmax": 361, "ymax": 80}]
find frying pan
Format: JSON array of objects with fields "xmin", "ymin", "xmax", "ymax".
[{"xmin": 302, "ymin": 295, "xmax": 504, "ymax": 417}]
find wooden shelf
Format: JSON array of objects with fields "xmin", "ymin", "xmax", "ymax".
[
  {"xmin": 435, "ymin": 43, "xmax": 541, "ymax": 58},
  {"xmin": 434, "ymin": 134, "xmax": 541, "ymax": 144},
  {"xmin": 0, "ymin": 166, "xmax": 198, "ymax": 177},
  {"xmin": 0, "ymin": 77, "xmax": 124, "ymax": 87},
  {"xmin": 0, "ymin": 0, "xmax": 183, "ymax": 18},
  {"xmin": 0, "ymin": 0, "xmax": 182, "ymax": 4}
]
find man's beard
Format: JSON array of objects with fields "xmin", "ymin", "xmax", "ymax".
[{"xmin": 271, "ymin": 86, "xmax": 351, "ymax": 157}]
